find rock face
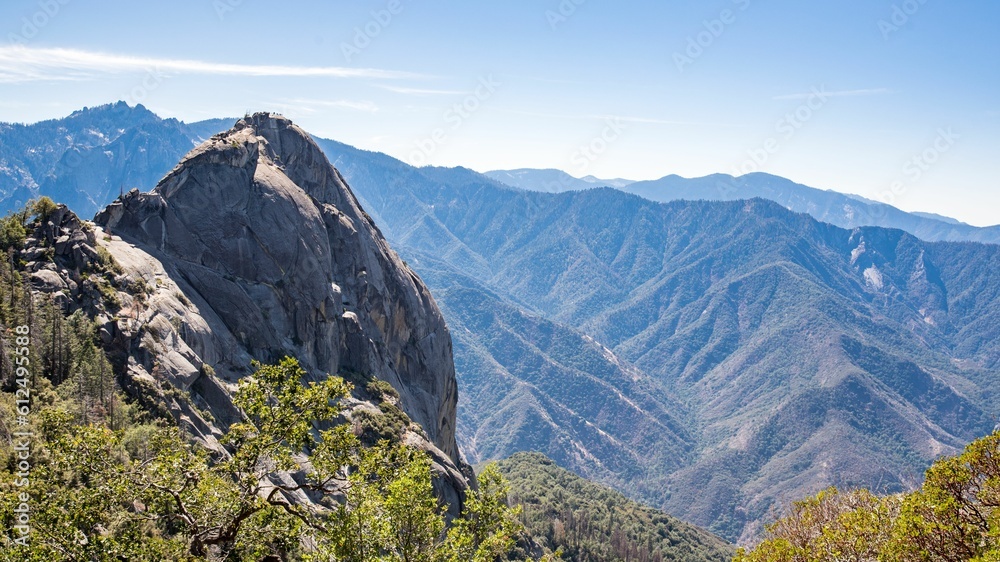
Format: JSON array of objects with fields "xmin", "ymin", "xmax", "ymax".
[
  {"xmin": 21, "ymin": 205, "xmax": 106, "ymax": 312},
  {"xmin": 93, "ymin": 114, "xmax": 466, "ymax": 493}
]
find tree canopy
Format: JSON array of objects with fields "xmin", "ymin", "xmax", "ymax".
[
  {"xmin": 1, "ymin": 356, "xmax": 528, "ymax": 561},
  {"xmin": 736, "ymin": 430, "xmax": 1000, "ymax": 561}
]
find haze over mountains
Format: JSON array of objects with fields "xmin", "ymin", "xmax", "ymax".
[
  {"xmin": 4, "ymin": 103, "xmax": 998, "ymax": 245},
  {"xmin": 484, "ymin": 168, "xmax": 635, "ymax": 192},
  {"xmin": 490, "ymin": 168, "xmax": 1000, "ymax": 244},
  {"xmin": 4, "ymin": 103, "xmax": 999, "ymax": 543}
]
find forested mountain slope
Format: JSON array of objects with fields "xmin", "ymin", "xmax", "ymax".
[
  {"xmin": 5, "ymin": 105, "xmax": 999, "ymax": 542},
  {"xmin": 321, "ymin": 139, "xmax": 1000, "ymax": 541},
  {"xmin": 497, "ymin": 452, "xmax": 735, "ymax": 561}
]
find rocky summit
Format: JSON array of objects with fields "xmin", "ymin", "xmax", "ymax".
[{"xmin": 87, "ymin": 113, "xmax": 469, "ymax": 505}]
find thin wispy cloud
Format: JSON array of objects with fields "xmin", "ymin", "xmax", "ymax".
[
  {"xmin": 276, "ymin": 98, "xmax": 379, "ymax": 113},
  {"xmin": 495, "ymin": 108, "xmax": 741, "ymax": 128},
  {"xmin": 591, "ymin": 114, "xmax": 744, "ymax": 127},
  {"xmin": 378, "ymin": 85, "xmax": 466, "ymax": 96},
  {"xmin": 0, "ymin": 100, "xmax": 66, "ymax": 109},
  {"xmin": 772, "ymin": 87, "xmax": 892, "ymax": 101},
  {"xmin": 0, "ymin": 46, "xmax": 424, "ymax": 83}
]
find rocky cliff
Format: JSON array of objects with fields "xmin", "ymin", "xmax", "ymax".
[{"xmin": 83, "ymin": 113, "xmax": 468, "ymax": 504}]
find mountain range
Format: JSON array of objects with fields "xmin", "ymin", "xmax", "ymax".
[
  {"xmin": 4, "ymin": 103, "xmax": 998, "ymax": 246},
  {"xmin": 4, "ymin": 102, "xmax": 999, "ymax": 543},
  {"xmin": 622, "ymin": 173, "xmax": 1000, "ymax": 245},
  {"xmin": 487, "ymin": 168, "xmax": 1000, "ymax": 245},
  {"xmin": 484, "ymin": 168, "xmax": 635, "ymax": 192},
  {"xmin": 322, "ymin": 146, "xmax": 1000, "ymax": 541},
  {"xmin": 0, "ymin": 101, "xmax": 226, "ymax": 219},
  {"xmin": 5, "ymin": 112, "xmax": 738, "ymax": 559}
]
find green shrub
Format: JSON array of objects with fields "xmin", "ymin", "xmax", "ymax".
[
  {"xmin": 353, "ymin": 404, "xmax": 410, "ymax": 445},
  {"xmin": 30, "ymin": 196, "xmax": 58, "ymax": 222},
  {"xmin": 96, "ymin": 245, "xmax": 124, "ymax": 275},
  {"xmin": 0, "ymin": 213, "xmax": 26, "ymax": 251},
  {"xmin": 366, "ymin": 378, "xmax": 400, "ymax": 402}
]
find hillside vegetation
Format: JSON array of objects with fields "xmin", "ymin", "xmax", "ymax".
[
  {"xmin": 0, "ymin": 201, "xmax": 527, "ymax": 560},
  {"xmin": 324, "ymin": 136, "xmax": 1000, "ymax": 540},
  {"xmin": 737, "ymin": 430, "xmax": 1000, "ymax": 561},
  {"xmin": 5, "ymin": 106, "xmax": 1000, "ymax": 542},
  {"xmin": 496, "ymin": 452, "xmax": 735, "ymax": 562}
]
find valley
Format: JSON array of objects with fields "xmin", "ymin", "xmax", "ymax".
[{"xmin": 2, "ymin": 104, "xmax": 998, "ymax": 545}]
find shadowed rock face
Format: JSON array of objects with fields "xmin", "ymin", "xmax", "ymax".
[{"xmin": 95, "ymin": 113, "xmax": 461, "ymax": 466}]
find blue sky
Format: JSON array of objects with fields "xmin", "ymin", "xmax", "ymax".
[{"xmin": 1, "ymin": 0, "xmax": 998, "ymax": 225}]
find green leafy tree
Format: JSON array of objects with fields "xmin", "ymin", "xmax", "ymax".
[
  {"xmin": 441, "ymin": 463, "xmax": 524, "ymax": 562},
  {"xmin": 737, "ymin": 431, "xmax": 1000, "ymax": 562},
  {"xmin": 321, "ymin": 443, "xmax": 444, "ymax": 562},
  {"xmin": 28, "ymin": 197, "xmax": 58, "ymax": 223},
  {"xmin": 887, "ymin": 431, "xmax": 1000, "ymax": 561},
  {"xmin": 0, "ymin": 214, "xmax": 26, "ymax": 252},
  {"xmin": 0, "ymin": 407, "xmax": 191, "ymax": 560},
  {"xmin": 733, "ymin": 488, "xmax": 899, "ymax": 562},
  {"xmin": 1, "ymin": 356, "xmax": 529, "ymax": 561},
  {"xmin": 133, "ymin": 357, "xmax": 353, "ymax": 558}
]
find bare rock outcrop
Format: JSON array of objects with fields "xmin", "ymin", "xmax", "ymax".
[{"xmin": 91, "ymin": 113, "xmax": 468, "ymax": 503}]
